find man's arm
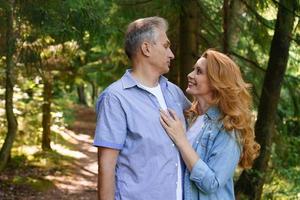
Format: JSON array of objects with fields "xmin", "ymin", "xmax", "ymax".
[{"xmin": 98, "ymin": 147, "xmax": 120, "ymax": 200}]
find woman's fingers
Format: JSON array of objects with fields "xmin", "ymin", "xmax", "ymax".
[
  {"xmin": 160, "ymin": 117, "xmax": 168, "ymax": 129},
  {"xmin": 160, "ymin": 112, "xmax": 169, "ymax": 124},
  {"xmin": 168, "ymin": 109, "xmax": 179, "ymax": 121},
  {"xmin": 160, "ymin": 117, "xmax": 172, "ymax": 134},
  {"xmin": 160, "ymin": 110, "xmax": 173, "ymax": 125}
]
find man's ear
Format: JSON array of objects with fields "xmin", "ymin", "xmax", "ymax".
[{"xmin": 140, "ymin": 42, "xmax": 151, "ymax": 57}]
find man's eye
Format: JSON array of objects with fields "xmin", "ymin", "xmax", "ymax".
[{"xmin": 197, "ymin": 68, "xmax": 201, "ymax": 74}]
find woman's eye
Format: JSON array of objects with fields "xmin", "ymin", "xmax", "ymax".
[{"xmin": 197, "ymin": 68, "xmax": 201, "ymax": 74}]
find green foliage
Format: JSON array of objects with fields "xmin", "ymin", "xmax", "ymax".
[
  {"xmin": 0, "ymin": 0, "xmax": 299, "ymax": 198},
  {"xmin": 12, "ymin": 176, "xmax": 54, "ymax": 192},
  {"xmin": 263, "ymin": 135, "xmax": 300, "ymax": 199}
]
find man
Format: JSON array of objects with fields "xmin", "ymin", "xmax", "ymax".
[{"xmin": 94, "ymin": 16, "xmax": 190, "ymax": 200}]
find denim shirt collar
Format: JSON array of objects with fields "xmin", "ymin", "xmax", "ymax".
[
  {"xmin": 121, "ymin": 69, "xmax": 168, "ymax": 89},
  {"xmin": 205, "ymin": 106, "xmax": 221, "ymax": 121}
]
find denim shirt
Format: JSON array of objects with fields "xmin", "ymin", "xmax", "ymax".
[
  {"xmin": 184, "ymin": 106, "xmax": 241, "ymax": 200},
  {"xmin": 94, "ymin": 69, "xmax": 190, "ymax": 200}
]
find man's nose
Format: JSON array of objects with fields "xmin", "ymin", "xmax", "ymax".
[{"xmin": 169, "ymin": 49, "xmax": 175, "ymax": 60}]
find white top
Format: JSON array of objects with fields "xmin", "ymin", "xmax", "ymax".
[
  {"xmin": 187, "ymin": 115, "xmax": 205, "ymax": 145},
  {"xmin": 139, "ymin": 83, "xmax": 168, "ymax": 110},
  {"xmin": 139, "ymin": 83, "xmax": 183, "ymax": 200}
]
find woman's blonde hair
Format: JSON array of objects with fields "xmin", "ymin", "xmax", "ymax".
[{"xmin": 186, "ymin": 49, "xmax": 260, "ymax": 169}]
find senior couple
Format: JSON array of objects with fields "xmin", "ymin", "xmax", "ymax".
[{"xmin": 93, "ymin": 16, "xmax": 260, "ymax": 200}]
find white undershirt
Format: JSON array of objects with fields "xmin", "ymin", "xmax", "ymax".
[
  {"xmin": 139, "ymin": 83, "xmax": 183, "ymax": 200},
  {"xmin": 187, "ymin": 115, "xmax": 205, "ymax": 145},
  {"xmin": 139, "ymin": 84, "xmax": 168, "ymax": 110}
]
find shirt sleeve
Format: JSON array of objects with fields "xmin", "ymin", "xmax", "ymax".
[
  {"xmin": 93, "ymin": 92, "xmax": 127, "ymax": 149},
  {"xmin": 189, "ymin": 130, "xmax": 241, "ymax": 194}
]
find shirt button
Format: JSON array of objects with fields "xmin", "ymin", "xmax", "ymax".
[
  {"xmin": 196, "ymin": 141, "xmax": 199, "ymax": 144},
  {"xmin": 172, "ymin": 143, "xmax": 175, "ymax": 147},
  {"xmin": 175, "ymin": 163, "xmax": 178, "ymax": 167}
]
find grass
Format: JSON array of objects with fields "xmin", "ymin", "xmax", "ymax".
[{"xmin": 12, "ymin": 176, "xmax": 55, "ymax": 192}]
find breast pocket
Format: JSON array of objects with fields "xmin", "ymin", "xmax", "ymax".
[{"xmin": 199, "ymin": 126, "xmax": 217, "ymax": 160}]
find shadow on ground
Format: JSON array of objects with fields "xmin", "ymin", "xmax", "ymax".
[{"xmin": 0, "ymin": 104, "xmax": 97, "ymax": 200}]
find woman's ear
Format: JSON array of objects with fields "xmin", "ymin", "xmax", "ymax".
[{"xmin": 140, "ymin": 42, "xmax": 151, "ymax": 57}]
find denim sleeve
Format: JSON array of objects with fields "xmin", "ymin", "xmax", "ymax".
[
  {"xmin": 93, "ymin": 92, "xmax": 127, "ymax": 149},
  {"xmin": 189, "ymin": 131, "xmax": 241, "ymax": 194}
]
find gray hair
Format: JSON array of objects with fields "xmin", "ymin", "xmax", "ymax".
[{"xmin": 124, "ymin": 16, "xmax": 168, "ymax": 59}]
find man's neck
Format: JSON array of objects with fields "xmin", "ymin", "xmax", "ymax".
[{"xmin": 131, "ymin": 64, "xmax": 160, "ymax": 87}]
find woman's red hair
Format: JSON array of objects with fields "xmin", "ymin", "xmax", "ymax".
[{"xmin": 186, "ymin": 49, "xmax": 260, "ymax": 169}]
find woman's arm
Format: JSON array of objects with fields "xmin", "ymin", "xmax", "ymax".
[
  {"xmin": 160, "ymin": 109, "xmax": 241, "ymax": 194},
  {"xmin": 189, "ymin": 134, "xmax": 240, "ymax": 194}
]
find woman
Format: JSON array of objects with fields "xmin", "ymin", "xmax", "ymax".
[{"xmin": 160, "ymin": 49, "xmax": 260, "ymax": 199}]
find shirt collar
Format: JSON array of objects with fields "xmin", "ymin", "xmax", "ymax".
[
  {"xmin": 121, "ymin": 69, "xmax": 169, "ymax": 89},
  {"xmin": 121, "ymin": 69, "xmax": 137, "ymax": 89},
  {"xmin": 205, "ymin": 106, "xmax": 221, "ymax": 121}
]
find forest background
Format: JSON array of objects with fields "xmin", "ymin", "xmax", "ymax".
[{"xmin": 0, "ymin": 0, "xmax": 299, "ymax": 199}]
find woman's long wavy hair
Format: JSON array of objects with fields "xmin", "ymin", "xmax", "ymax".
[{"xmin": 186, "ymin": 49, "xmax": 260, "ymax": 169}]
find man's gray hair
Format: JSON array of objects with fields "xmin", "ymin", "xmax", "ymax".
[{"xmin": 124, "ymin": 16, "xmax": 168, "ymax": 59}]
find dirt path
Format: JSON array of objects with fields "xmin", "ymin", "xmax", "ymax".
[
  {"xmin": 0, "ymin": 105, "xmax": 98, "ymax": 200},
  {"xmin": 45, "ymin": 104, "xmax": 98, "ymax": 200}
]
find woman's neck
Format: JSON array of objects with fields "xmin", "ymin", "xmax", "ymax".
[{"xmin": 196, "ymin": 97, "xmax": 211, "ymax": 115}]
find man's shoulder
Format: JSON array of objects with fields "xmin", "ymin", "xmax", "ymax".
[
  {"xmin": 166, "ymin": 80, "xmax": 184, "ymax": 95},
  {"xmin": 98, "ymin": 79, "xmax": 124, "ymax": 100},
  {"xmin": 105, "ymin": 79, "xmax": 123, "ymax": 92},
  {"xmin": 166, "ymin": 80, "xmax": 181, "ymax": 90}
]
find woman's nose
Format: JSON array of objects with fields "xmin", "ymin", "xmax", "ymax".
[{"xmin": 187, "ymin": 71, "xmax": 194, "ymax": 78}]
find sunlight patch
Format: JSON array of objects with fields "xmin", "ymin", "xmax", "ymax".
[{"xmin": 51, "ymin": 143, "xmax": 86, "ymax": 159}]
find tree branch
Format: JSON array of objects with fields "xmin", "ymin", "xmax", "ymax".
[
  {"xmin": 272, "ymin": 0, "xmax": 300, "ymax": 18},
  {"xmin": 230, "ymin": 51, "xmax": 266, "ymax": 72},
  {"xmin": 119, "ymin": 0, "xmax": 153, "ymax": 6},
  {"xmin": 230, "ymin": 51, "xmax": 300, "ymax": 83},
  {"xmin": 241, "ymin": 0, "xmax": 275, "ymax": 30}
]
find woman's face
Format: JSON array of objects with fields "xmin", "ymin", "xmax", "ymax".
[{"xmin": 186, "ymin": 57, "xmax": 213, "ymax": 99}]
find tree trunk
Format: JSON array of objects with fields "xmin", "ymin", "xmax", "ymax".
[
  {"xmin": 42, "ymin": 78, "xmax": 52, "ymax": 151},
  {"xmin": 223, "ymin": 0, "xmax": 229, "ymax": 54},
  {"xmin": 90, "ymin": 81, "xmax": 97, "ymax": 105},
  {"xmin": 235, "ymin": 0, "xmax": 297, "ymax": 199},
  {"xmin": 179, "ymin": 0, "xmax": 199, "ymax": 93},
  {"xmin": 77, "ymin": 84, "xmax": 87, "ymax": 105},
  {"xmin": 167, "ymin": 29, "xmax": 180, "ymax": 86},
  {"xmin": 0, "ymin": 0, "xmax": 17, "ymax": 171},
  {"xmin": 223, "ymin": 0, "xmax": 245, "ymax": 54}
]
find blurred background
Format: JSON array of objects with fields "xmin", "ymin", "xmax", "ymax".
[{"xmin": 0, "ymin": 0, "xmax": 299, "ymax": 199}]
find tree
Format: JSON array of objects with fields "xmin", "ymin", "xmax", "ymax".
[
  {"xmin": 223, "ymin": 0, "xmax": 245, "ymax": 54},
  {"xmin": 18, "ymin": 0, "xmax": 108, "ymax": 150},
  {"xmin": 235, "ymin": 0, "xmax": 299, "ymax": 199},
  {"xmin": 0, "ymin": 0, "xmax": 18, "ymax": 171},
  {"xmin": 179, "ymin": 0, "xmax": 199, "ymax": 92}
]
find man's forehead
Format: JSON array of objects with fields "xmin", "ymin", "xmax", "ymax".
[{"xmin": 157, "ymin": 30, "xmax": 170, "ymax": 42}]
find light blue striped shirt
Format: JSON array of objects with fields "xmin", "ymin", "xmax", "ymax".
[{"xmin": 94, "ymin": 69, "xmax": 190, "ymax": 200}]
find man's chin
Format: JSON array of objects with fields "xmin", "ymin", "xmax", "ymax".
[{"xmin": 161, "ymin": 67, "xmax": 170, "ymax": 75}]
